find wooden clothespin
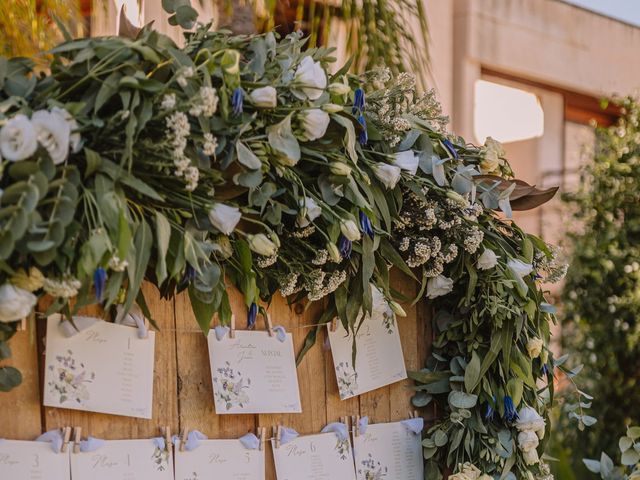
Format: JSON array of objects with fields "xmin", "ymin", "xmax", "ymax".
[
  {"xmin": 258, "ymin": 427, "xmax": 266, "ymax": 451},
  {"xmin": 72, "ymin": 427, "xmax": 82, "ymax": 454},
  {"xmin": 142, "ymin": 317, "xmax": 149, "ymax": 340},
  {"xmin": 61, "ymin": 426, "xmax": 72, "ymax": 453},
  {"xmin": 275, "ymin": 425, "xmax": 282, "ymax": 449},
  {"xmin": 161, "ymin": 426, "xmax": 172, "ymax": 453},
  {"xmin": 229, "ymin": 314, "xmax": 236, "ymax": 339},
  {"xmin": 264, "ymin": 313, "xmax": 274, "ymax": 337},
  {"xmin": 18, "ymin": 317, "xmax": 27, "ymax": 332},
  {"xmin": 179, "ymin": 426, "xmax": 189, "ymax": 452},
  {"xmin": 354, "ymin": 415, "xmax": 361, "ymax": 437},
  {"xmin": 329, "ymin": 318, "xmax": 337, "ymax": 333}
]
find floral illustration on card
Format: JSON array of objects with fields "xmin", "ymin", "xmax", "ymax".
[
  {"xmin": 213, "ymin": 361, "xmax": 250, "ymax": 410},
  {"xmin": 336, "ymin": 361, "xmax": 358, "ymax": 398},
  {"xmin": 335, "ymin": 437, "xmax": 351, "ymax": 460},
  {"xmin": 151, "ymin": 446, "xmax": 170, "ymax": 472},
  {"xmin": 358, "ymin": 453, "xmax": 388, "ymax": 479},
  {"xmin": 382, "ymin": 310, "xmax": 395, "ymax": 334},
  {"xmin": 47, "ymin": 349, "xmax": 95, "ymax": 404}
]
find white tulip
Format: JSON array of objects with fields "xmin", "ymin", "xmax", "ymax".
[
  {"xmin": 32, "ymin": 110, "xmax": 71, "ymax": 165},
  {"xmin": 0, "ymin": 284, "xmax": 37, "ymax": 323},
  {"xmin": 247, "ymin": 233, "xmax": 278, "ymax": 256},
  {"xmin": 208, "ymin": 203, "xmax": 242, "ymax": 235},
  {"xmin": 292, "ymin": 56, "xmax": 327, "ymax": 100},
  {"xmin": 297, "ymin": 196, "xmax": 322, "ymax": 227},
  {"xmin": 340, "ymin": 219, "xmax": 361, "ymax": 241},
  {"xmin": 372, "ymin": 163, "xmax": 401, "ymax": 189},
  {"xmin": 426, "ymin": 275, "xmax": 454, "ymax": 299},
  {"xmin": 249, "ymin": 86, "xmax": 277, "ymax": 108},
  {"xmin": 51, "ymin": 107, "xmax": 82, "ymax": 153},
  {"xmin": 299, "ymin": 109, "xmax": 330, "ymax": 141},
  {"xmin": 508, "ymin": 258, "xmax": 533, "ymax": 277},
  {"xmin": 0, "ymin": 114, "xmax": 38, "ymax": 161},
  {"xmin": 392, "ymin": 150, "xmax": 419, "ymax": 175},
  {"xmin": 477, "ymin": 249, "xmax": 498, "ymax": 270}
]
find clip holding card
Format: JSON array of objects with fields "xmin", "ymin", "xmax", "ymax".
[
  {"xmin": 274, "ymin": 425, "xmax": 282, "ymax": 449},
  {"xmin": 18, "ymin": 316, "xmax": 27, "ymax": 331},
  {"xmin": 264, "ymin": 313, "xmax": 274, "ymax": 337},
  {"xmin": 354, "ymin": 415, "xmax": 361, "ymax": 437},
  {"xmin": 179, "ymin": 427, "xmax": 189, "ymax": 452},
  {"xmin": 229, "ymin": 314, "xmax": 236, "ymax": 339},
  {"xmin": 72, "ymin": 427, "xmax": 82, "ymax": 454},
  {"xmin": 60, "ymin": 427, "xmax": 72, "ymax": 453},
  {"xmin": 162, "ymin": 426, "xmax": 172, "ymax": 453},
  {"xmin": 329, "ymin": 318, "xmax": 337, "ymax": 333},
  {"xmin": 258, "ymin": 427, "xmax": 266, "ymax": 451}
]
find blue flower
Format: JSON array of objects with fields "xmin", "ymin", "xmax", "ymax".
[
  {"xmin": 339, "ymin": 235, "xmax": 352, "ymax": 259},
  {"xmin": 247, "ymin": 302, "xmax": 257, "ymax": 330},
  {"xmin": 93, "ymin": 267, "xmax": 107, "ymax": 302},
  {"xmin": 503, "ymin": 395, "xmax": 519, "ymax": 423},
  {"xmin": 357, "ymin": 114, "xmax": 368, "ymax": 145},
  {"xmin": 178, "ymin": 265, "xmax": 197, "ymax": 290},
  {"xmin": 442, "ymin": 138, "xmax": 459, "ymax": 160},
  {"xmin": 352, "ymin": 87, "xmax": 365, "ymax": 115},
  {"xmin": 542, "ymin": 363, "xmax": 550, "ymax": 376},
  {"xmin": 232, "ymin": 87, "xmax": 243, "ymax": 116},
  {"xmin": 359, "ymin": 211, "xmax": 374, "ymax": 239}
]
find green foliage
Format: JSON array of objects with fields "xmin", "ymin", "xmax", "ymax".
[
  {"xmin": 583, "ymin": 425, "xmax": 640, "ymax": 480},
  {"xmin": 555, "ymin": 98, "xmax": 640, "ymax": 478}
]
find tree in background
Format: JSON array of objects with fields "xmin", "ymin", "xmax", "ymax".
[{"xmin": 554, "ymin": 98, "xmax": 640, "ymax": 478}]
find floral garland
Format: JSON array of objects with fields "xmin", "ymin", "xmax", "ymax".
[{"xmin": 0, "ymin": 16, "xmax": 573, "ymax": 479}]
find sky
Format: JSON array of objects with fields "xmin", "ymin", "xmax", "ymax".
[{"xmin": 561, "ymin": 0, "xmax": 640, "ymax": 27}]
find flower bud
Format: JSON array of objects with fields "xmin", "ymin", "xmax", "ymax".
[
  {"xmin": 340, "ymin": 219, "xmax": 361, "ymax": 241},
  {"xmin": 249, "ymin": 86, "xmax": 278, "ymax": 108},
  {"xmin": 330, "ymin": 162, "xmax": 352, "ymax": 176},
  {"xmin": 327, "ymin": 242, "xmax": 342, "ymax": 263},
  {"xmin": 389, "ymin": 301, "xmax": 407, "ymax": 317},
  {"xmin": 321, "ymin": 103, "xmax": 343, "ymax": 113},
  {"xmin": 247, "ymin": 233, "xmax": 278, "ymax": 257},
  {"xmin": 446, "ymin": 190, "xmax": 468, "ymax": 206},
  {"xmin": 328, "ymin": 82, "xmax": 351, "ymax": 95}
]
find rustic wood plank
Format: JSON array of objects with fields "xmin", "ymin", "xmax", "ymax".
[
  {"xmin": 0, "ymin": 319, "xmax": 43, "ymax": 440},
  {"xmin": 42, "ymin": 283, "xmax": 179, "ymax": 439}
]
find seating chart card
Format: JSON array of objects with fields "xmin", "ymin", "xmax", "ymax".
[
  {"xmin": 43, "ymin": 315, "xmax": 156, "ymax": 419},
  {"xmin": 328, "ymin": 312, "xmax": 407, "ymax": 399},
  {"xmin": 70, "ymin": 439, "xmax": 173, "ymax": 480},
  {"xmin": 353, "ymin": 422, "xmax": 423, "ymax": 480},
  {"xmin": 272, "ymin": 432, "xmax": 356, "ymax": 480},
  {"xmin": 175, "ymin": 439, "xmax": 265, "ymax": 480},
  {"xmin": 0, "ymin": 440, "xmax": 70, "ymax": 480},
  {"xmin": 207, "ymin": 330, "xmax": 302, "ymax": 414}
]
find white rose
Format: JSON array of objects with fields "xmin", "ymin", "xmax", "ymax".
[
  {"xmin": 459, "ymin": 462, "xmax": 481, "ymax": 480},
  {"xmin": 51, "ymin": 107, "xmax": 82, "ymax": 153},
  {"xmin": 297, "ymin": 196, "xmax": 322, "ymax": 227},
  {"xmin": 518, "ymin": 429, "xmax": 539, "ymax": 452},
  {"xmin": 508, "ymin": 258, "xmax": 533, "ymax": 278},
  {"xmin": 292, "ymin": 56, "xmax": 327, "ymax": 101},
  {"xmin": 426, "ymin": 275, "xmax": 454, "ymax": 299},
  {"xmin": 208, "ymin": 203, "xmax": 242, "ymax": 235},
  {"xmin": 392, "ymin": 150, "xmax": 419, "ymax": 175},
  {"xmin": 247, "ymin": 233, "xmax": 278, "ymax": 256},
  {"xmin": 32, "ymin": 110, "xmax": 71, "ymax": 165},
  {"xmin": 372, "ymin": 163, "xmax": 401, "ymax": 189},
  {"xmin": 340, "ymin": 219, "xmax": 361, "ymax": 241},
  {"xmin": 0, "ymin": 114, "xmax": 38, "ymax": 161},
  {"xmin": 249, "ymin": 86, "xmax": 278, "ymax": 108},
  {"xmin": 526, "ymin": 337, "xmax": 544, "ymax": 359},
  {"xmin": 481, "ymin": 136, "xmax": 505, "ymax": 173},
  {"xmin": 516, "ymin": 406, "xmax": 546, "ymax": 436},
  {"xmin": 0, "ymin": 284, "xmax": 37, "ymax": 323},
  {"xmin": 299, "ymin": 109, "xmax": 330, "ymax": 141},
  {"xmin": 477, "ymin": 249, "xmax": 499, "ymax": 270}
]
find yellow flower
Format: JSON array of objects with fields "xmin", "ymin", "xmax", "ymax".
[
  {"xmin": 526, "ymin": 337, "xmax": 544, "ymax": 359},
  {"xmin": 11, "ymin": 267, "xmax": 44, "ymax": 292}
]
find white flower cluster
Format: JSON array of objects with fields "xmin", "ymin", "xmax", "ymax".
[
  {"xmin": 463, "ymin": 226, "xmax": 484, "ymax": 254},
  {"xmin": 108, "ymin": 255, "xmax": 129, "ymax": 272},
  {"xmin": 305, "ymin": 269, "xmax": 347, "ymax": 301},
  {"xmin": 43, "ymin": 276, "xmax": 82, "ymax": 299},
  {"xmin": 534, "ymin": 244, "xmax": 568, "ymax": 284},
  {"xmin": 176, "ymin": 66, "xmax": 195, "ymax": 88},
  {"xmin": 166, "ymin": 111, "xmax": 199, "ymax": 191},
  {"xmin": 256, "ymin": 254, "xmax": 278, "ymax": 268},
  {"xmin": 189, "ymin": 87, "xmax": 219, "ymax": 118},
  {"xmin": 516, "ymin": 406, "xmax": 546, "ymax": 466},
  {"xmin": 202, "ymin": 133, "xmax": 218, "ymax": 156},
  {"xmin": 278, "ymin": 272, "xmax": 301, "ymax": 297}
]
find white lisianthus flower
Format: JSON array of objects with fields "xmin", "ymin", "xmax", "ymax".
[
  {"xmin": 51, "ymin": 107, "xmax": 82, "ymax": 153},
  {"xmin": 292, "ymin": 56, "xmax": 327, "ymax": 100},
  {"xmin": 327, "ymin": 82, "xmax": 350, "ymax": 95},
  {"xmin": 32, "ymin": 110, "xmax": 71, "ymax": 164},
  {"xmin": 340, "ymin": 219, "xmax": 361, "ymax": 241},
  {"xmin": 249, "ymin": 86, "xmax": 278, "ymax": 108},
  {"xmin": 508, "ymin": 258, "xmax": 533, "ymax": 277},
  {"xmin": 299, "ymin": 109, "xmax": 330, "ymax": 141},
  {"xmin": 297, "ymin": 196, "xmax": 322, "ymax": 227},
  {"xmin": 0, "ymin": 284, "xmax": 37, "ymax": 323},
  {"xmin": 426, "ymin": 275, "xmax": 454, "ymax": 299},
  {"xmin": 0, "ymin": 114, "xmax": 38, "ymax": 161},
  {"xmin": 481, "ymin": 136, "xmax": 505, "ymax": 173},
  {"xmin": 372, "ymin": 163, "xmax": 401, "ymax": 189},
  {"xmin": 526, "ymin": 337, "xmax": 544, "ymax": 359},
  {"xmin": 321, "ymin": 103, "xmax": 343, "ymax": 113},
  {"xmin": 477, "ymin": 249, "xmax": 499, "ymax": 270},
  {"xmin": 208, "ymin": 203, "xmax": 242, "ymax": 235},
  {"xmin": 247, "ymin": 233, "xmax": 278, "ymax": 256},
  {"xmin": 518, "ymin": 430, "xmax": 540, "ymax": 465},
  {"xmin": 392, "ymin": 150, "xmax": 419, "ymax": 175},
  {"xmin": 516, "ymin": 406, "xmax": 546, "ymax": 439}
]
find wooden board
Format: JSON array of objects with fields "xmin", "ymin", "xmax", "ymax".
[{"xmin": 0, "ymin": 278, "xmax": 431, "ymax": 478}]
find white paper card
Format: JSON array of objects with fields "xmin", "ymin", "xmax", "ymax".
[
  {"xmin": 70, "ymin": 439, "xmax": 172, "ymax": 480},
  {"xmin": 353, "ymin": 422, "xmax": 423, "ymax": 480},
  {"xmin": 43, "ymin": 315, "xmax": 155, "ymax": 419},
  {"xmin": 328, "ymin": 312, "xmax": 407, "ymax": 399},
  {"xmin": 207, "ymin": 330, "xmax": 301, "ymax": 414},
  {"xmin": 175, "ymin": 439, "xmax": 265, "ymax": 480},
  {"xmin": 0, "ymin": 440, "xmax": 70, "ymax": 480},
  {"xmin": 272, "ymin": 432, "xmax": 356, "ymax": 480}
]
